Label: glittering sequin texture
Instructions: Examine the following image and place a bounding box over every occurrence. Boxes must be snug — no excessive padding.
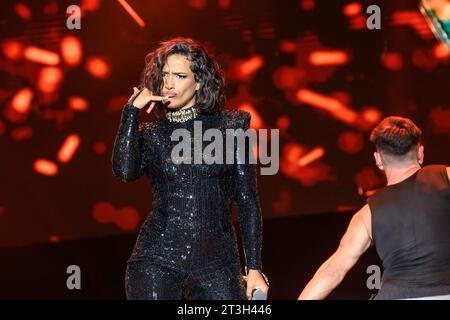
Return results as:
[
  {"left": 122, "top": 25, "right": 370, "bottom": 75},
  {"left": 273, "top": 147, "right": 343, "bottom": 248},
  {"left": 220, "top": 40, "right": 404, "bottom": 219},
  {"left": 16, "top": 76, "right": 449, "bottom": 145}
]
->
[{"left": 112, "top": 104, "right": 263, "bottom": 299}]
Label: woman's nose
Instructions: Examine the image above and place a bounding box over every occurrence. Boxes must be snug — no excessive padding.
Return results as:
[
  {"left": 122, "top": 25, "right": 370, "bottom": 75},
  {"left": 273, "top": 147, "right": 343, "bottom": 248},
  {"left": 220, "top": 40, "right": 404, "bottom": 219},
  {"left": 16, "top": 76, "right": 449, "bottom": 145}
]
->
[{"left": 164, "top": 75, "right": 175, "bottom": 89}]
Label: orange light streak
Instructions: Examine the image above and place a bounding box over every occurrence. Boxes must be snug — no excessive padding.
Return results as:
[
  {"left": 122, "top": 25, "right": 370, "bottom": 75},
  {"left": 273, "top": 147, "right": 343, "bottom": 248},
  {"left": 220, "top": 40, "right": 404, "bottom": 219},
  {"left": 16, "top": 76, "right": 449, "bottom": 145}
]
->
[
  {"left": 297, "top": 147, "right": 325, "bottom": 167},
  {"left": 24, "top": 46, "right": 60, "bottom": 65},
  {"left": 238, "top": 56, "right": 264, "bottom": 78},
  {"left": 34, "top": 159, "right": 59, "bottom": 176},
  {"left": 117, "top": 0, "right": 146, "bottom": 27},
  {"left": 58, "top": 134, "right": 81, "bottom": 163},
  {"left": 11, "top": 88, "right": 33, "bottom": 113},
  {"left": 60, "top": 36, "right": 82, "bottom": 66},
  {"left": 296, "top": 89, "right": 358, "bottom": 125},
  {"left": 309, "top": 50, "right": 350, "bottom": 66}
]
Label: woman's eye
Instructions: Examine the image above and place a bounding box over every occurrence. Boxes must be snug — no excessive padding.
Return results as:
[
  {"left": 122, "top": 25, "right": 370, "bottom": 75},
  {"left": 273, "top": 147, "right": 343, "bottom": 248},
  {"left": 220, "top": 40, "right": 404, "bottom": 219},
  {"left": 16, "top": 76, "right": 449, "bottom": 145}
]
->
[{"left": 177, "top": 74, "right": 186, "bottom": 79}]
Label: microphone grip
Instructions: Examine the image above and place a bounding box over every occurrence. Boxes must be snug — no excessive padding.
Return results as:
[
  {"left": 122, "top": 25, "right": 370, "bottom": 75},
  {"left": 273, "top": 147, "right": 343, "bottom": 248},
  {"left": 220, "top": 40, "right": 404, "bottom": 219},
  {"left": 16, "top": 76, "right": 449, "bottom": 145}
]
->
[{"left": 251, "top": 288, "right": 267, "bottom": 300}]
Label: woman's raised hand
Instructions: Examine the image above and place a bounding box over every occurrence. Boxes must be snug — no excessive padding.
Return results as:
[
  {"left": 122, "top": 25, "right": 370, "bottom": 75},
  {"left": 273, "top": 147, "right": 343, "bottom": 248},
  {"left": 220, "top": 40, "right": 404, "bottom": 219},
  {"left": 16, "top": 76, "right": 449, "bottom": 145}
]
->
[{"left": 129, "top": 87, "right": 167, "bottom": 114}]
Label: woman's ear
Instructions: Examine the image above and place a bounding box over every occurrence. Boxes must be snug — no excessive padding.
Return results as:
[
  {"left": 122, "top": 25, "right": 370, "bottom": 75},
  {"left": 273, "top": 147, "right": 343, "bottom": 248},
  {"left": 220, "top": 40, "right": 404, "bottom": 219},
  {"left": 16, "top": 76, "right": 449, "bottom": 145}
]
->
[{"left": 196, "top": 82, "right": 200, "bottom": 91}]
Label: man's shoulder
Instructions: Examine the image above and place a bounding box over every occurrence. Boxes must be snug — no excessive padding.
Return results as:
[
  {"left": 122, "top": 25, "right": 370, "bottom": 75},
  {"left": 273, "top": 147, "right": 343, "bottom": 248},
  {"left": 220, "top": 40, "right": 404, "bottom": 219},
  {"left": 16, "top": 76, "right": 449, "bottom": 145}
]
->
[{"left": 418, "top": 164, "right": 449, "bottom": 181}]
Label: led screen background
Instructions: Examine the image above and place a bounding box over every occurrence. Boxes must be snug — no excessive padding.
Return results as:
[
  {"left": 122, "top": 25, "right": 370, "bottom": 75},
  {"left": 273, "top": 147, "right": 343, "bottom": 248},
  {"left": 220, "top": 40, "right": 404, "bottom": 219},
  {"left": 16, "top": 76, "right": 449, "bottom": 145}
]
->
[{"left": 0, "top": 0, "right": 449, "bottom": 247}]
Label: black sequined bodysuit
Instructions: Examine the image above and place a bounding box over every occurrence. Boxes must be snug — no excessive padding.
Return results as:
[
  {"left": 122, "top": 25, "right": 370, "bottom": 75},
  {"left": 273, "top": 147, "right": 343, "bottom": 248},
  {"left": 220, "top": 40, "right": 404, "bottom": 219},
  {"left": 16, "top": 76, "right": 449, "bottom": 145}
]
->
[{"left": 112, "top": 103, "right": 263, "bottom": 299}]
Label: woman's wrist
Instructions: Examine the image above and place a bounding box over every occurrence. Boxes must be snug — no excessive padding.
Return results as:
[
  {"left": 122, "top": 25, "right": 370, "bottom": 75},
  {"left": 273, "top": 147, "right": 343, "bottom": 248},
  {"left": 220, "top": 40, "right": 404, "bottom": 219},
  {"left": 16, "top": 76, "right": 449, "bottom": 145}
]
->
[
  {"left": 124, "top": 102, "right": 140, "bottom": 112},
  {"left": 246, "top": 268, "right": 269, "bottom": 287},
  {"left": 127, "top": 87, "right": 144, "bottom": 106}
]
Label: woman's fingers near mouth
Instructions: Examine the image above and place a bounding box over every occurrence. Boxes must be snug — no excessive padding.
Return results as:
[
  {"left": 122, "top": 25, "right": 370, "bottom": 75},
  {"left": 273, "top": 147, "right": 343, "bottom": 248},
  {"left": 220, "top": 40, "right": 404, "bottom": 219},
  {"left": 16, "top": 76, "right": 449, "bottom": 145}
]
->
[{"left": 162, "top": 96, "right": 173, "bottom": 104}]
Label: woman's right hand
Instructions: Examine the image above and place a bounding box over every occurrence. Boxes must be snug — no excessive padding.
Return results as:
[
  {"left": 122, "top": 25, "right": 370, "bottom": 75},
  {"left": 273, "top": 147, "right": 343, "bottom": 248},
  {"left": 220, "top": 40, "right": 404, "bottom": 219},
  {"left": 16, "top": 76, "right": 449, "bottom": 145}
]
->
[{"left": 129, "top": 87, "right": 167, "bottom": 114}]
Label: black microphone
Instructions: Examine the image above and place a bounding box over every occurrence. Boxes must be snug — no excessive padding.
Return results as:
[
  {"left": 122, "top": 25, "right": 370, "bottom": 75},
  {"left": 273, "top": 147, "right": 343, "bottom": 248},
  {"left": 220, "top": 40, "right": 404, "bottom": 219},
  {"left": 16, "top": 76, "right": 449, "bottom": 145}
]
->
[{"left": 251, "top": 288, "right": 267, "bottom": 300}]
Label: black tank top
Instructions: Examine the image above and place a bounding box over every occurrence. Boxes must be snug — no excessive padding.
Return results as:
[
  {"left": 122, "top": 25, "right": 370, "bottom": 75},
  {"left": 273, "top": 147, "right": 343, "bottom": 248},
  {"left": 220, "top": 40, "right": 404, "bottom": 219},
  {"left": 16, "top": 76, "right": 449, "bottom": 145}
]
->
[{"left": 368, "top": 165, "right": 450, "bottom": 299}]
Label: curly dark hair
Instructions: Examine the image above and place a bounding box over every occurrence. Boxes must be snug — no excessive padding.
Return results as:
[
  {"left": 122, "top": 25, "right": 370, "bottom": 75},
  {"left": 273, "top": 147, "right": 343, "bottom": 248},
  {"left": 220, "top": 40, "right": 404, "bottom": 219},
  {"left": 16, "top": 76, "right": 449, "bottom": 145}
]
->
[
  {"left": 140, "top": 37, "right": 225, "bottom": 113},
  {"left": 370, "top": 116, "right": 422, "bottom": 156}
]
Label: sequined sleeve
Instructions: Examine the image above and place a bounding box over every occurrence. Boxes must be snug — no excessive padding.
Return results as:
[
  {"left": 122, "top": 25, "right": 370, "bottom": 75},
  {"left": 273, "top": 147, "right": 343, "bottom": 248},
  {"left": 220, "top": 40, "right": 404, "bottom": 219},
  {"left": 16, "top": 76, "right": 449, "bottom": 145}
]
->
[
  {"left": 111, "top": 103, "right": 150, "bottom": 182},
  {"left": 234, "top": 111, "right": 263, "bottom": 272}
]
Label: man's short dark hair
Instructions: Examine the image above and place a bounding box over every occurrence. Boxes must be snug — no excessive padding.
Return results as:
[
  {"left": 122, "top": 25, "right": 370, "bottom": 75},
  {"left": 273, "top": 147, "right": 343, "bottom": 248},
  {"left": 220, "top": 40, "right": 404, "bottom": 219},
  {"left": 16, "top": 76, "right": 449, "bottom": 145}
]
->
[{"left": 370, "top": 116, "right": 422, "bottom": 156}]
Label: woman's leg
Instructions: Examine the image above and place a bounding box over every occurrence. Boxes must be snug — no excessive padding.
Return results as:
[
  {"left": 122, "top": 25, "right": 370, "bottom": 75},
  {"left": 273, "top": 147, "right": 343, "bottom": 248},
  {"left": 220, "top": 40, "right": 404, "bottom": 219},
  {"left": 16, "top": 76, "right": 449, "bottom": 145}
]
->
[
  {"left": 125, "top": 260, "right": 185, "bottom": 300},
  {"left": 186, "top": 263, "right": 247, "bottom": 300}
]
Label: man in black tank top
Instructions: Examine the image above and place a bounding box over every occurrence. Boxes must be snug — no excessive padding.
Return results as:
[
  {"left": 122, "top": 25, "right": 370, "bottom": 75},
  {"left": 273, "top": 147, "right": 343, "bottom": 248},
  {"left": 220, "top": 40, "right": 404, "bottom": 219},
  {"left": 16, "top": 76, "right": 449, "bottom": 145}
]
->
[{"left": 298, "top": 116, "right": 450, "bottom": 300}]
